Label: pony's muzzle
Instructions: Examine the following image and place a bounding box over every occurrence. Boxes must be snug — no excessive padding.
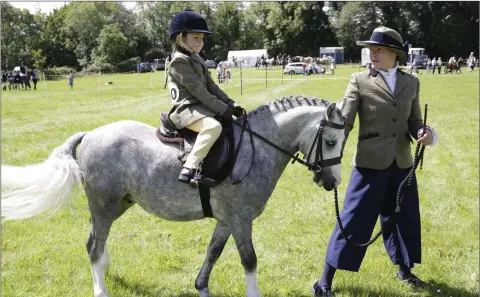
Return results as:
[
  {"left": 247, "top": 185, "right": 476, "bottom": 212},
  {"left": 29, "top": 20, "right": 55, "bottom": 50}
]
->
[{"left": 319, "top": 168, "right": 337, "bottom": 191}]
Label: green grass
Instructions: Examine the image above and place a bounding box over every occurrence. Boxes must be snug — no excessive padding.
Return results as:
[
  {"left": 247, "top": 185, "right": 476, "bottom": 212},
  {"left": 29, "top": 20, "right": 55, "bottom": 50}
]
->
[{"left": 2, "top": 66, "right": 478, "bottom": 297}]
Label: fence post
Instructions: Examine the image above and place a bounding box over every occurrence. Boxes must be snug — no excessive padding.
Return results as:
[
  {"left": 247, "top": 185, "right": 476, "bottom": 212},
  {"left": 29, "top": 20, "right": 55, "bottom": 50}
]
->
[
  {"left": 265, "top": 63, "right": 267, "bottom": 88},
  {"left": 240, "top": 60, "right": 243, "bottom": 95},
  {"left": 97, "top": 71, "right": 101, "bottom": 94},
  {"left": 42, "top": 71, "right": 48, "bottom": 100},
  {"left": 150, "top": 70, "right": 153, "bottom": 89}
]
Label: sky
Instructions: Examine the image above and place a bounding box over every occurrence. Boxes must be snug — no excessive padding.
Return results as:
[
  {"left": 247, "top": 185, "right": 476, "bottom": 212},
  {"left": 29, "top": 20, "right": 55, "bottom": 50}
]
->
[{"left": 9, "top": 1, "right": 137, "bottom": 14}]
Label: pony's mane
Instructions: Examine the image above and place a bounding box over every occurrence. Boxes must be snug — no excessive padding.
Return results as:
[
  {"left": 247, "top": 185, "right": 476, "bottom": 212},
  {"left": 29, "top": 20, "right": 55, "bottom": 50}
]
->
[{"left": 248, "top": 95, "right": 330, "bottom": 117}]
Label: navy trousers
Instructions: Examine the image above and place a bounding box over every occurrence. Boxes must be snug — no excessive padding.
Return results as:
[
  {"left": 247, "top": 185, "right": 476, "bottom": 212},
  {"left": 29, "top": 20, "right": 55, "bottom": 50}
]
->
[{"left": 325, "top": 160, "right": 421, "bottom": 272}]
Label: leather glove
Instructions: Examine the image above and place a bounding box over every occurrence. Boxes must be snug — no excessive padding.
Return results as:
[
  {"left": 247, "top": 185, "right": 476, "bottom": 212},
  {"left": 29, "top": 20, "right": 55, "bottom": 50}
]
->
[
  {"left": 233, "top": 106, "right": 245, "bottom": 118},
  {"left": 222, "top": 107, "right": 234, "bottom": 120}
]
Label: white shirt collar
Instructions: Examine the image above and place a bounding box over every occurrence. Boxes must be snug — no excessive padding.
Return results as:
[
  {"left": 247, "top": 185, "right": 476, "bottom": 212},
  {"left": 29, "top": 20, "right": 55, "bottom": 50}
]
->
[{"left": 377, "top": 66, "right": 398, "bottom": 77}]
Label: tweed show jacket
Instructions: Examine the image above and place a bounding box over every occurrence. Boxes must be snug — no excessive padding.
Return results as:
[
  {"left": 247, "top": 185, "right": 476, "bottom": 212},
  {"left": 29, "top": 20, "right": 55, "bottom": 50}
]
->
[{"left": 340, "top": 68, "right": 424, "bottom": 170}]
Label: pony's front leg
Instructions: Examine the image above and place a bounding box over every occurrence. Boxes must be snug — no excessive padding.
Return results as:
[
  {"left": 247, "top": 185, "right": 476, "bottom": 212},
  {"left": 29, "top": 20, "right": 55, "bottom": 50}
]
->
[
  {"left": 230, "top": 218, "right": 261, "bottom": 297},
  {"left": 195, "top": 222, "right": 231, "bottom": 297}
]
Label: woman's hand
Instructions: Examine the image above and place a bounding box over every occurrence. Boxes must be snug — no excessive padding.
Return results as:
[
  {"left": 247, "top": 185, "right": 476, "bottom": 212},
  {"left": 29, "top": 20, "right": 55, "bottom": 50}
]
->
[{"left": 417, "top": 128, "right": 433, "bottom": 146}]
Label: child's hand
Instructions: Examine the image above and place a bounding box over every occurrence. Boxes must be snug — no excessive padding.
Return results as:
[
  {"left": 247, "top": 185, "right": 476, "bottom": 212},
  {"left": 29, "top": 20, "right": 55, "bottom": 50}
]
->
[{"left": 222, "top": 107, "right": 233, "bottom": 120}]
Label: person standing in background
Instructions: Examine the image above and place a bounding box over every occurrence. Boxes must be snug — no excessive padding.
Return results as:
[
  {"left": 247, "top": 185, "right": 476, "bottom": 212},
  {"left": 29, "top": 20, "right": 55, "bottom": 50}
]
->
[
  {"left": 67, "top": 71, "right": 74, "bottom": 89},
  {"left": 437, "top": 57, "right": 442, "bottom": 74}
]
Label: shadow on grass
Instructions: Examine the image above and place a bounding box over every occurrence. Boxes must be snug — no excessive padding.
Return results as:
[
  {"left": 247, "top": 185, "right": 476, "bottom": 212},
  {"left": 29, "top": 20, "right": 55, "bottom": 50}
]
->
[
  {"left": 422, "top": 280, "right": 478, "bottom": 297},
  {"left": 109, "top": 273, "right": 237, "bottom": 297},
  {"left": 106, "top": 274, "right": 479, "bottom": 297},
  {"left": 339, "top": 280, "right": 478, "bottom": 297}
]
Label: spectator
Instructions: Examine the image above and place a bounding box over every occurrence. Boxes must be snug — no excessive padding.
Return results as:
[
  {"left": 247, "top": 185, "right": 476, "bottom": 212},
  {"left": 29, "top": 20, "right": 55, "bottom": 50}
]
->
[
  {"left": 431, "top": 57, "right": 437, "bottom": 74},
  {"left": 67, "top": 71, "right": 74, "bottom": 89},
  {"left": 31, "top": 68, "right": 39, "bottom": 90},
  {"left": 426, "top": 58, "right": 432, "bottom": 74},
  {"left": 8, "top": 72, "right": 14, "bottom": 90},
  {"left": 468, "top": 52, "right": 475, "bottom": 72},
  {"left": 20, "top": 62, "right": 29, "bottom": 90},
  {"left": 437, "top": 57, "right": 442, "bottom": 74},
  {"left": 1, "top": 71, "right": 7, "bottom": 91}
]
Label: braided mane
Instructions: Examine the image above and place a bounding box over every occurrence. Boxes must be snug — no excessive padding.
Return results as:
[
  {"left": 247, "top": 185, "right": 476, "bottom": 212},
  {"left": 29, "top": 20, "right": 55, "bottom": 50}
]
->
[{"left": 248, "top": 95, "right": 330, "bottom": 117}]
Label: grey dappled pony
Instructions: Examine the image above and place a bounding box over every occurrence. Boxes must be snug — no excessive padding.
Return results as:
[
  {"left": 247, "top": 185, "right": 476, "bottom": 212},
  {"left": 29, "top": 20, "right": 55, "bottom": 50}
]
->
[{"left": 2, "top": 96, "right": 345, "bottom": 297}]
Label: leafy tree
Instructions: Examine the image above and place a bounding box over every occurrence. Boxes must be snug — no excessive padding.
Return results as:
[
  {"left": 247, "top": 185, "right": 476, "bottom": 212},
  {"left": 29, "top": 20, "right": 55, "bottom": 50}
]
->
[
  {"left": 92, "top": 24, "right": 128, "bottom": 64},
  {"left": 333, "top": 2, "right": 381, "bottom": 61},
  {"left": 265, "top": 2, "right": 336, "bottom": 57},
  {"left": 0, "top": 2, "right": 44, "bottom": 69},
  {"left": 63, "top": 2, "right": 107, "bottom": 67},
  {"left": 210, "top": 2, "right": 243, "bottom": 60},
  {"left": 40, "top": 5, "right": 77, "bottom": 67},
  {"left": 31, "top": 49, "right": 47, "bottom": 70}
]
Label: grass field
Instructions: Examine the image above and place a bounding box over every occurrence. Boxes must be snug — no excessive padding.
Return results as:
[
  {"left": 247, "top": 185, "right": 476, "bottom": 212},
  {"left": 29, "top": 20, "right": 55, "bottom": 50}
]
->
[{"left": 1, "top": 65, "right": 478, "bottom": 297}]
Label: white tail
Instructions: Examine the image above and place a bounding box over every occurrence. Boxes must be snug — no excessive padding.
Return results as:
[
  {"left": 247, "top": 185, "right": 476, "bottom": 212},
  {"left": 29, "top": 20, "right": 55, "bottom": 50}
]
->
[{"left": 2, "top": 132, "right": 88, "bottom": 220}]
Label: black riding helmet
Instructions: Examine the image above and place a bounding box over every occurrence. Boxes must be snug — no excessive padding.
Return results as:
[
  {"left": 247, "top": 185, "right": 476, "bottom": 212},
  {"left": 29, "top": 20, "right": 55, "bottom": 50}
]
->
[{"left": 169, "top": 10, "right": 212, "bottom": 40}]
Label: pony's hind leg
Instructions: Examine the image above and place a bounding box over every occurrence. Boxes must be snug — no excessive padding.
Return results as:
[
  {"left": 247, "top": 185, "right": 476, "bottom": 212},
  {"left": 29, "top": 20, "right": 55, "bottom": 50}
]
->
[
  {"left": 195, "top": 222, "right": 231, "bottom": 297},
  {"left": 86, "top": 189, "right": 135, "bottom": 297}
]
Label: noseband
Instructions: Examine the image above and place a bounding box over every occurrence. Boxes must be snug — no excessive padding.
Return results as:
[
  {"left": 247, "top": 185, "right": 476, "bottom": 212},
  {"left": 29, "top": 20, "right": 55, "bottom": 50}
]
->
[
  {"left": 304, "top": 116, "right": 345, "bottom": 175},
  {"left": 230, "top": 110, "right": 345, "bottom": 183}
]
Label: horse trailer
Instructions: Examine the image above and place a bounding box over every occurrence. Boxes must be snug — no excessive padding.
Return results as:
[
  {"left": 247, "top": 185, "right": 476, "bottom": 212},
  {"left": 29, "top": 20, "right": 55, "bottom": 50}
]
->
[
  {"left": 227, "top": 49, "right": 268, "bottom": 68},
  {"left": 360, "top": 48, "right": 371, "bottom": 67},
  {"left": 407, "top": 47, "right": 428, "bottom": 68},
  {"left": 319, "top": 47, "right": 344, "bottom": 64}
]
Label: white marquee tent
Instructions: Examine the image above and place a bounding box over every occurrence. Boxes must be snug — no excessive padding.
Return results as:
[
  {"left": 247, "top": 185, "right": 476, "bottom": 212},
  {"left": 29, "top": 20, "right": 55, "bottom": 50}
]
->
[{"left": 227, "top": 49, "right": 268, "bottom": 68}]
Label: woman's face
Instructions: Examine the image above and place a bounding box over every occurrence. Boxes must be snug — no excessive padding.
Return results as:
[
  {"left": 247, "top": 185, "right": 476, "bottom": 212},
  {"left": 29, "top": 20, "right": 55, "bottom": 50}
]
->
[
  {"left": 369, "top": 46, "right": 397, "bottom": 70},
  {"left": 183, "top": 33, "right": 205, "bottom": 54}
]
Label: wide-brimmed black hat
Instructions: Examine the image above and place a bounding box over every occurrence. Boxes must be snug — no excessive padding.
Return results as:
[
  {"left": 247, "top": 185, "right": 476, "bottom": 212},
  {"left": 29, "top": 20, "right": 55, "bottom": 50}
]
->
[
  {"left": 356, "top": 27, "right": 409, "bottom": 64},
  {"left": 169, "top": 10, "right": 212, "bottom": 40}
]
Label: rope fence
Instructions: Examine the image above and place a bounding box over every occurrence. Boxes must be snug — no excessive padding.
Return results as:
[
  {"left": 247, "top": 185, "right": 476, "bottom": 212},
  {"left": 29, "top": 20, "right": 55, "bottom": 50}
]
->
[{"left": 3, "top": 65, "right": 361, "bottom": 97}]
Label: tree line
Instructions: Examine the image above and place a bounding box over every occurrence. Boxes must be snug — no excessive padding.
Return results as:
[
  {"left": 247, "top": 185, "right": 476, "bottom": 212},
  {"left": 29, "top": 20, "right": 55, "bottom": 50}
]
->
[{"left": 1, "top": 1, "right": 478, "bottom": 72}]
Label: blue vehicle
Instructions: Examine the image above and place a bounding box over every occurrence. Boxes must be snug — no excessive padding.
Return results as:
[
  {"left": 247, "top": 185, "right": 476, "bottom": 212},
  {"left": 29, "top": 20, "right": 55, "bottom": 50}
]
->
[
  {"left": 138, "top": 62, "right": 152, "bottom": 73},
  {"left": 153, "top": 59, "right": 166, "bottom": 71}
]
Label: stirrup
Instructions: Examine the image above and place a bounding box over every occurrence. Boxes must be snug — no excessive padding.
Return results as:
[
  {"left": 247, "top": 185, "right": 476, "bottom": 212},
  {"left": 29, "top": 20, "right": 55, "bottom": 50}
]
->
[{"left": 178, "top": 167, "right": 217, "bottom": 187}]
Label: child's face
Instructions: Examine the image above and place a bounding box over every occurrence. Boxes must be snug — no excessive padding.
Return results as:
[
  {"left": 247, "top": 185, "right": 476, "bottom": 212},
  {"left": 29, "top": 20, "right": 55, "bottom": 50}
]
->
[{"left": 183, "top": 33, "right": 205, "bottom": 54}]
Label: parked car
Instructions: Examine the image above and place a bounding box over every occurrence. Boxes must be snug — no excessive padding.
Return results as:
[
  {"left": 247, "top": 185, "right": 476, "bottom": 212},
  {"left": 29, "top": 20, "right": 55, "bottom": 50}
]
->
[
  {"left": 138, "top": 62, "right": 152, "bottom": 73},
  {"left": 205, "top": 60, "right": 216, "bottom": 69},
  {"left": 284, "top": 62, "right": 324, "bottom": 74},
  {"left": 153, "top": 58, "right": 166, "bottom": 71}
]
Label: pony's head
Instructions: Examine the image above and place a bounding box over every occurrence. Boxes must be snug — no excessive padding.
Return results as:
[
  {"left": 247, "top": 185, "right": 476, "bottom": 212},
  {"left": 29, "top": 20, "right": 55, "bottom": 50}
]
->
[{"left": 303, "top": 102, "right": 345, "bottom": 191}]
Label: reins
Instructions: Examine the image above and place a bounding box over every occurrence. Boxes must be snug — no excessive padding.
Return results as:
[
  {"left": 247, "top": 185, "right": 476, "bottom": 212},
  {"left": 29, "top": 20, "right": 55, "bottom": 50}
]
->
[
  {"left": 333, "top": 142, "right": 426, "bottom": 247},
  {"left": 229, "top": 108, "right": 344, "bottom": 184}
]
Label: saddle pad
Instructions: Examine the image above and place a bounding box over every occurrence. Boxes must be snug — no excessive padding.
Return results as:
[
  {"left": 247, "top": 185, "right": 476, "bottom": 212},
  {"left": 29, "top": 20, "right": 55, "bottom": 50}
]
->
[{"left": 156, "top": 124, "right": 234, "bottom": 183}]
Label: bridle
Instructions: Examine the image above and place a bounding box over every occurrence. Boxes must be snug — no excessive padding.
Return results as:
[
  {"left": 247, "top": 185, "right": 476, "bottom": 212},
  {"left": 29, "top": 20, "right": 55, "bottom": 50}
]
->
[
  {"left": 303, "top": 117, "right": 345, "bottom": 176},
  {"left": 229, "top": 109, "right": 345, "bottom": 183}
]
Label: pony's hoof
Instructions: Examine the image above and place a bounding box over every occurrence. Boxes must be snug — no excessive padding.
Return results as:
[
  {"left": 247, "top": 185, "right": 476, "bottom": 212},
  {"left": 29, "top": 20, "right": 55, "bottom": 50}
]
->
[
  {"left": 94, "top": 291, "right": 111, "bottom": 297},
  {"left": 198, "top": 288, "right": 212, "bottom": 297}
]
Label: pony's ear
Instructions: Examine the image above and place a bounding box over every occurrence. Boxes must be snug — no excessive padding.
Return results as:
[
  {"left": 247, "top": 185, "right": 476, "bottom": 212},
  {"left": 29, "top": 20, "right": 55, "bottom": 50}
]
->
[
  {"left": 336, "top": 98, "right": 347, "bottom": 112},
  {"left": 326, "top": 102, "right": 336, "bottom": 121}
]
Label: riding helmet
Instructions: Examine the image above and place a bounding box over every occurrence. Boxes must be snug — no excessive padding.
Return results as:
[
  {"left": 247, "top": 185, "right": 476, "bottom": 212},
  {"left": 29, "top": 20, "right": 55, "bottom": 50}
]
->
[{"left": 169, "top": 10, "right": 212, "bottom": 40}]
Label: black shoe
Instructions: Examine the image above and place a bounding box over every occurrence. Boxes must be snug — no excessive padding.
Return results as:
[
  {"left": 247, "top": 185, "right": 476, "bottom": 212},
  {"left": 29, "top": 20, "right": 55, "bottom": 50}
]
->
[
  {"left": 397, "top": 272, "right": 427, "bottom": 289},
  {"left": 178, "top": 167, "right": 217, "bottom": 187},
  {"left": 312, "top": 282, "right": 334, "bottom": 297}
]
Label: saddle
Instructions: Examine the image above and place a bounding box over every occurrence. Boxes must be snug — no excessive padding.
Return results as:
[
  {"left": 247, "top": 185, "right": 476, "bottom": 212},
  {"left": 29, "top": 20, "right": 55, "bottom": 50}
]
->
[{"left": 156, "top": 113, "right": 235, "bottom": 186}]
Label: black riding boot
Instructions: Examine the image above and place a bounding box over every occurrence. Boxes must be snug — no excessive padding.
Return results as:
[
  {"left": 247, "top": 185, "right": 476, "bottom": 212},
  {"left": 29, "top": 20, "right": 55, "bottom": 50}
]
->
[{"left": 178, "top": 167, "right": 217, "bottom": 187}]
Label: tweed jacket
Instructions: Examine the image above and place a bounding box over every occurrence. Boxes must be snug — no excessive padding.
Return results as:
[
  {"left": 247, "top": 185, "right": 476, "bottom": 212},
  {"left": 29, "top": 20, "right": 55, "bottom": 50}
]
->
[
  {"left": 340, "top": 68, "right": 424, "bottom": 170},
  {"left": 167, "top": 50, "right": 235, "bottom": 129}
]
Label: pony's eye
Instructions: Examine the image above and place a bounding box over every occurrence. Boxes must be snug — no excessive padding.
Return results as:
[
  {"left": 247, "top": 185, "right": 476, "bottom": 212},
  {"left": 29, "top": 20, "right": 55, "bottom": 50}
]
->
[{"left": 325, "top": 140, "right": 337, "bottom": 147}]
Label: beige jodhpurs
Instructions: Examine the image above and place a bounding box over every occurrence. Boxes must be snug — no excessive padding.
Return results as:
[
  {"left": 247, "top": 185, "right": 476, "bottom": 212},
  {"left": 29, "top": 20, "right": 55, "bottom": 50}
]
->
[{"left": 184, "top": 116, "right": 222, "bottom": 169}]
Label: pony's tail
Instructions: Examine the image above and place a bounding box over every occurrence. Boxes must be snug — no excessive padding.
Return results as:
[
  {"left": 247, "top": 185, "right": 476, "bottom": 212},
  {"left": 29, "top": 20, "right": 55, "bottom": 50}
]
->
[{"left": 1, "top": 132, "right": 88, "bottom": 221}]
